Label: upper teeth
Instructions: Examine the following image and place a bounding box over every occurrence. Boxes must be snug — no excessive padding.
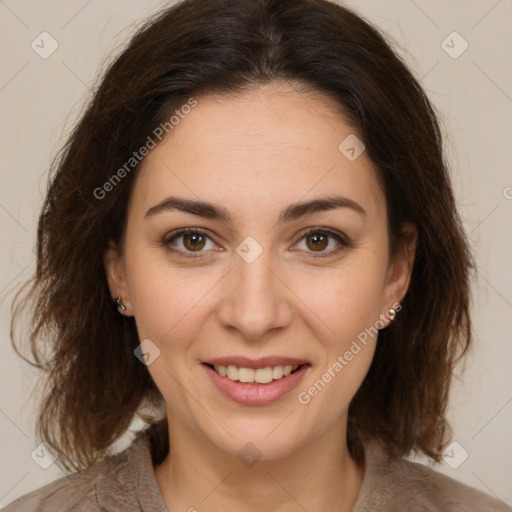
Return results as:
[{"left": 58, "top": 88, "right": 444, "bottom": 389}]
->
[{"left": 214, "top": 364, "right": 300, "bottom": 384}]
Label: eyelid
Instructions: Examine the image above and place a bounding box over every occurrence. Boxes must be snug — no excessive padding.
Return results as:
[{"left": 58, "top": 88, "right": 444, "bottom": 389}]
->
[
  {"left": 162, "top": 226, "right": 352, "bottom": 257},
  {"left": 163, "top": 227, "right": 212, "bottom": 244},
  {"left": 162, "top": 227, "right": 218, "bottom": 257},
  {"left": 293, "top": 226, "right": 353, "bottom": 257}
]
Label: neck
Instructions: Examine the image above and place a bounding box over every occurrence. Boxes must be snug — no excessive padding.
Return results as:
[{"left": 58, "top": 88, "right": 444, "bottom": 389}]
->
[{"left": 154, "top": 415, "right": 364, "bottom": 512}]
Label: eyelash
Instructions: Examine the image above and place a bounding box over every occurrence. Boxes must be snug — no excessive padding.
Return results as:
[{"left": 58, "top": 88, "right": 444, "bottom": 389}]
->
[{"left": 162, "top": 227, "right": 352, "bottom": 259}]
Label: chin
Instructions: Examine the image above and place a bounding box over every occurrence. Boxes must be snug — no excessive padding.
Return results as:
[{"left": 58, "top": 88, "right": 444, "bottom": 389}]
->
[{"left": 200, "top": 416, "right": 310, "bottom": 464}]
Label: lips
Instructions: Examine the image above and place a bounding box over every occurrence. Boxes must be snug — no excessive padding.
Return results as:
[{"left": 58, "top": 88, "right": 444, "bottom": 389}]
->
[
  {"left": 201, "top": 356, "right": 311, "bottom": 405},
  {"left": 203, "top": 356, "right": 309, "bottom": 369}
]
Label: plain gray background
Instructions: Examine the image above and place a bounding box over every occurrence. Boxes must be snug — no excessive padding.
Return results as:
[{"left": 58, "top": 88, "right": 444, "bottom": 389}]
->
[{"left": 1, "top": 0, "right": 511, "bottom": 507}]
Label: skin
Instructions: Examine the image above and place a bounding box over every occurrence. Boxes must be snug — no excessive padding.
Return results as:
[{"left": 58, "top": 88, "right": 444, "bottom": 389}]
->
[{"left": 105, "top": 82, "right": 416, "bottom": 512}]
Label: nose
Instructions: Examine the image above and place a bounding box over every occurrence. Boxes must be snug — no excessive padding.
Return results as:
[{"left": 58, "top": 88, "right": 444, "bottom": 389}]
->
[{"left": 216, "top": 247, "right": 293, "bottom": 341}]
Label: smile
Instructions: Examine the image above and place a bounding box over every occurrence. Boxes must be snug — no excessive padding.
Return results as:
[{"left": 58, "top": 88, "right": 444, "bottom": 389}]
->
[
  {"left": 202, "top": 359, "right": 310, "bottom": 405},
  {"left": 211, "top": 364, "right": 301, "bottom": 384}
]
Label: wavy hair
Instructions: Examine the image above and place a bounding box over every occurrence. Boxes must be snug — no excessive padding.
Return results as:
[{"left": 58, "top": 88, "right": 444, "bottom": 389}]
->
[{"left": 11, "top": 0, "right": 473, "bottom": 471}]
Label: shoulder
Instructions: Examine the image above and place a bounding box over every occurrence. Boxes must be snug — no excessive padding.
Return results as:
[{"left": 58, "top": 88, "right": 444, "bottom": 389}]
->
[
  {"left": 355, "top": 441, "right": 510, "bottom": 512},
  {"left": 1, "top": 459, "right": 111, "bottom": 512},
  {"left": 389, "top": 457, "right": 510, "bottom": 511},
  {"left": 1, "top": 440, "right": 139, "bottom": 512}
]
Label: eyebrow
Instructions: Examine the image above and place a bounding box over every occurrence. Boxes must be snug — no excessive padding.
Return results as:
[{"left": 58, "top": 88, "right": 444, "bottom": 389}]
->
[{"left": 144, "top": 194, "right": 366, "bottom": 223}]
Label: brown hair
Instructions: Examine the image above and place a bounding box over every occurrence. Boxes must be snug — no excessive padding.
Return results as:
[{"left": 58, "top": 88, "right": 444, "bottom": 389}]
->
[{"left": 11, "top": 0, "right": 473, "bottom": 471}]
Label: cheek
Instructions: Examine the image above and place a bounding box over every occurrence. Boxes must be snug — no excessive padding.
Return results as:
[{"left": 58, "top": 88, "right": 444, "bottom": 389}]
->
[
  {"left": 294, "top": 265, "right": 382, "bottom": 415},
  {"left": 125, "top": 248, "right": 222, "bottom": 348},
  {"left": 127, "top": 240, "right": 387, "bottom": 347},
  {"left": 292, "top": 253, "right": 386, "bottom": 404},
  {"left": 294, "top": 257, "right": 387, "bottom": 345}
]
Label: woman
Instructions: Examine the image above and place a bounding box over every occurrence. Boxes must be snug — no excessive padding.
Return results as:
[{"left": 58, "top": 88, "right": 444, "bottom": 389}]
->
[{"left": 6, "top": 0, "right": 508, "bottom": 510}]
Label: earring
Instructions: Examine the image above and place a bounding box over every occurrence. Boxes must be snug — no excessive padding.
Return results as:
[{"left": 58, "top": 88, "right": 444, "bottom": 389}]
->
[
  {"left": 115, "top": 296, "right": 127, "bottom": 315},
  {"left": 387, "top": 306, "right": 398, "bottom": 321}
]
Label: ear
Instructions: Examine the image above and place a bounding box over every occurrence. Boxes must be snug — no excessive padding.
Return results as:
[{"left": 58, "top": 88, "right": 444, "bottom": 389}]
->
[
  {"left": 104, "top": 239, "right": 134, "bottom": 316},
  {"left": 382, "top": 223, "right": 417, "bottom": 318}
]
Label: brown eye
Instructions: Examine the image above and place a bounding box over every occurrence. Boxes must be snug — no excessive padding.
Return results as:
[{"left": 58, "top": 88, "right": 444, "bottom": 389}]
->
[
  {"left": 294, "top": 228, "right": 351, "bottom": 257},
  {"left": 182, "top": 232, "right": 206, "bottom": 251},
  {"left": 305, "top": 232, "right": 329, "bottom": 251},
  {"left": 163, "top": 228, "right": 215, "bottom": 255}
]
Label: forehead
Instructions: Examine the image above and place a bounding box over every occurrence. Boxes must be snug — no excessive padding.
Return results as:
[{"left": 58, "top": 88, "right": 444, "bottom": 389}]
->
[{"left": 130, "top": 83, "right": 385, "bottom": 224}]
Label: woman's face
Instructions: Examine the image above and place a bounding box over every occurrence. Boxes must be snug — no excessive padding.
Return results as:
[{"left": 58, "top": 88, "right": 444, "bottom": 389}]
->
[{"left": 105, "top": 83, "right": 414, "bottom": 461}]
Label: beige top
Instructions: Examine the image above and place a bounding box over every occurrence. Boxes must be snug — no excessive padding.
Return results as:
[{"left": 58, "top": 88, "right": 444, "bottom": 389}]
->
[{"left": 2, "top": 431, "right": 509, "bottom": 511}]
